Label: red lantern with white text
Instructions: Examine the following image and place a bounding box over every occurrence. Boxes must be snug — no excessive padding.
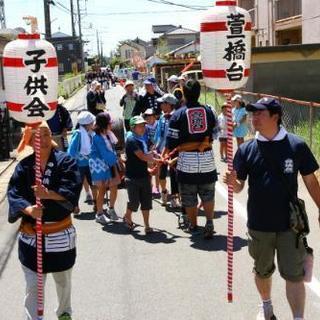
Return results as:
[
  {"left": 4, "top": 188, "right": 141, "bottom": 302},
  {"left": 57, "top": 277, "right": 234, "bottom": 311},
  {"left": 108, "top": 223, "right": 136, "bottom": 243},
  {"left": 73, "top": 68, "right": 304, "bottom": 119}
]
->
[
  {"left": 200, "top": 0, "right": 252, "bottom": 90},
  {"left": 3, "top": 33, "right": 58, "bottom": 124}
]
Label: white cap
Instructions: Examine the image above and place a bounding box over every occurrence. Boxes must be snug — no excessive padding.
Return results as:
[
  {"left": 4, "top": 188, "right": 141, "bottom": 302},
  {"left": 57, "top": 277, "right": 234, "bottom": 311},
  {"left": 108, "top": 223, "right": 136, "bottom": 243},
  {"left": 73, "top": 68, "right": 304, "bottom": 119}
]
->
[
  {"left": 231, "top": 94, "right": 243, "bottom": 102},
  {"left": 167, "top": 75, "right": 179, "bottom": 83},
  {"left": 77, "top": 111, "right": 96, "bottom": 125}
]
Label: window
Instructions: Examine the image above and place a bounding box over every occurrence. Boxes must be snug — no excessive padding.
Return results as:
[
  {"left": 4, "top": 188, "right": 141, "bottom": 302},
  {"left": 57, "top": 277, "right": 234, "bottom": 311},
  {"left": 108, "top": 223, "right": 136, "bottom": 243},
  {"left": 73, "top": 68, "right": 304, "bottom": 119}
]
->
[
  {"left": 125, "top": 49, "right": 133, "bottom": 59},
  {"left": 68, "top": 43, "right": 74, "bottom": 50},
  {"left": 276, "top": 0, "right": 302, "bottom": 20},
  {"left": 57, "top": 44, "right": 63, "bottom": 51}
]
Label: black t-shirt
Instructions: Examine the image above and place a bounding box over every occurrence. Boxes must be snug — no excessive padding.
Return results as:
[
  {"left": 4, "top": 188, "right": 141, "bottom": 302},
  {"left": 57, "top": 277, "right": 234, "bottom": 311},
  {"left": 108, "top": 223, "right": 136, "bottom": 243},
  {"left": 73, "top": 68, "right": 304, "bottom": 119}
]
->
[
  {"left": 234, "top": 133, "right": 319, "bottom": 232},
  {"left": 125, "top": 135, "right": 148, "bottom": 179},
  {"left": 133, "top": 92, "right": 162, "bottom": 116}
]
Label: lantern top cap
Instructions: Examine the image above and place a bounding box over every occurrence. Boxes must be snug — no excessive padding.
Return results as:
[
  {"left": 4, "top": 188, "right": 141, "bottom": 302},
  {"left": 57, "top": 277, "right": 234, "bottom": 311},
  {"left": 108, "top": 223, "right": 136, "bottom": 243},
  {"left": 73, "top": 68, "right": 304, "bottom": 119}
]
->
[
  {"left": 22, "top": 16, "right": 39, "bottom": 34},
  {"left": 215, "top": 1, "right": 237, "bottom": 6}
]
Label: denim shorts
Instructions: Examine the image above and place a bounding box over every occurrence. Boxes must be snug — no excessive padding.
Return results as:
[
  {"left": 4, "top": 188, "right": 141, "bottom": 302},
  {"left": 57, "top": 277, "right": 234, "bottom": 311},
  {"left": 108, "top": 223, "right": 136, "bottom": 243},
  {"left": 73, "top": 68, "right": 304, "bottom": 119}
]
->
[
  {"left": 179, "top": 183, "right": 215, "bottom": 208},
  {"left": 126, "top": 177, "right": 152, "bottom": 212}
]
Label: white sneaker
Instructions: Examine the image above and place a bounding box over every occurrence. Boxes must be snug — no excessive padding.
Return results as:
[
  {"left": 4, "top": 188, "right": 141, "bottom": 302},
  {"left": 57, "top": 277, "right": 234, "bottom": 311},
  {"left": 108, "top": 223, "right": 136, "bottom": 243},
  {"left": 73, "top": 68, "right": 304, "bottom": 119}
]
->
[
  {"left": 95, "top": 213, "right": 110, "bottom": 225},
  {"left": 256, "top": 304, "right": 277, "bottom": 320},
  {"left": 109, "top": 208, "right": 119, "bottom": 221}
]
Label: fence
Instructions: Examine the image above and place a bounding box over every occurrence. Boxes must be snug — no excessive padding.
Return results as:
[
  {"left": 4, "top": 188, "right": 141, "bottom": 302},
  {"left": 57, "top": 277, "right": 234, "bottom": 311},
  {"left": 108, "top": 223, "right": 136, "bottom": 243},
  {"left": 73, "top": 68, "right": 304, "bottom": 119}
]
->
[
  {"left": 200, "top": 88, "right": 320, "bottom": 158},
  {"left": 58, "top": 74, "right": 85, "bottom": 98}
]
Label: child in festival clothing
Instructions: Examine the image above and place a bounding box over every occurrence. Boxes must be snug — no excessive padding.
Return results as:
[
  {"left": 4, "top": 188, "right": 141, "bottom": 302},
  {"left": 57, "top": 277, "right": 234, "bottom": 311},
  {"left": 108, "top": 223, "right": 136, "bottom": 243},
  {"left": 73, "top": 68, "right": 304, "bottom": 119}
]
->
[
  {"left": 101, "top": 112, "right": 122, "bottom": 221},
  {"left": 89, "top": 113, "right": 117, "bottom": 225},
  {"left": 68, "top": 111, "right": 97, "bottom": 214},
  {"left": 143, "top": 108, "right": 160, "bottom": 196},
  {"left": 123, "top": 116, "right": 160, "bottom": 234},
  {"left": 154, "top": 94, "right": 178, "bottom": 206},
  {"left": 218, "top": 103, "right": 228, "bottom": 162}
]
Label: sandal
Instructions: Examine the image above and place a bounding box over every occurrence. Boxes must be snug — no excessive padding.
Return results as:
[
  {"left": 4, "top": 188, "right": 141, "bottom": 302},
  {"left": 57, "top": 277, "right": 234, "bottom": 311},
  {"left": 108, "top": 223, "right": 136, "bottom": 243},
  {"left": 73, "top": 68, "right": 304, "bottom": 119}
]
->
[
  {"left": 123, "top": 217, "right": 135, "bottom": 231},
  {"left": 145, "top": 227, "right": 154, "bottom": 234}
]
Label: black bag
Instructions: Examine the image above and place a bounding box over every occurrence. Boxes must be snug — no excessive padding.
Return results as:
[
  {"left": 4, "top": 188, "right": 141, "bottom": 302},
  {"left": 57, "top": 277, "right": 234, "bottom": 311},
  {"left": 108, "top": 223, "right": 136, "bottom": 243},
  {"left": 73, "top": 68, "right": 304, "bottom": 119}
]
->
[{"left": 257, "top": 141, "right": 310, "bottom": 239}]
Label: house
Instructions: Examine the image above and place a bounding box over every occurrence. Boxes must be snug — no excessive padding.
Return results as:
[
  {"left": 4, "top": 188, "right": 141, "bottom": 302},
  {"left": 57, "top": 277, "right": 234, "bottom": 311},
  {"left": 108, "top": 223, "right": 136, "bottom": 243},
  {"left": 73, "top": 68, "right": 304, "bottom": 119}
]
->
[
  {"left": 118, "top": 38, "right": 155, "bottom": 63},
  {"left": 49, "top": 32, "right": 82, "bottom": 75},
  {"left": 166, "top": 39, "right": 200, "bottom": 59},
  {"left": 152, "top": 25, "right": 200, "bottom": 55},
  {"left": 238, "top": 0, "right": 320, "bottom": 46}
]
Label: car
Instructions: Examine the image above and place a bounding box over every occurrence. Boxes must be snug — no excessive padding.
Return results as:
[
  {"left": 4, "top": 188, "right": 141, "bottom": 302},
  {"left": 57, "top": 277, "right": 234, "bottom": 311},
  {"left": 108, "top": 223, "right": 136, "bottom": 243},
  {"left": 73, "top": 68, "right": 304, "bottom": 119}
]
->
[{"left": 181, "top": 69, "right": 204, "bottom": 86}]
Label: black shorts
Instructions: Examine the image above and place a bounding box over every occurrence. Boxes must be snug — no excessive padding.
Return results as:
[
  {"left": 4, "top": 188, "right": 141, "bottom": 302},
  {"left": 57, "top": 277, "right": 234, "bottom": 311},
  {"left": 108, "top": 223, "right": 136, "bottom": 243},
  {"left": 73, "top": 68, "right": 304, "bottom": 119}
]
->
[
  {"left": 126, "top": 177, "right": 152, "bottom": 211},
  {"left": 79, "top": 166, "right": 93, "bottom": 186},
  {"left": 159, "top": 164, "right": 168, "bottom": 180},
  {"left": 219, "top": 137, "right": 227, "bottom": 142}
]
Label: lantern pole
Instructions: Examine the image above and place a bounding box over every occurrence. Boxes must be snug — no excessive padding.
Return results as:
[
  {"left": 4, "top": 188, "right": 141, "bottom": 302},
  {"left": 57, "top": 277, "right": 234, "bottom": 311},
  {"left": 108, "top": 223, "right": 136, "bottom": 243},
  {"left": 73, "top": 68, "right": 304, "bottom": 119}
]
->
[
  {"left": 221, "top": 89, "right": 234, "bottom": 303},
  {"left": 34, "top": 126, "right": 44, "bottom": 319}
]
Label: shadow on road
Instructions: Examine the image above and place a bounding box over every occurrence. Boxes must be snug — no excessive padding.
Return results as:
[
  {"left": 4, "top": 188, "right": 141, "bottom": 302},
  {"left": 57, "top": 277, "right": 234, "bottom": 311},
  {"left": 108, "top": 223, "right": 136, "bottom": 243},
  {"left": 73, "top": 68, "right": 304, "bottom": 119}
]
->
[
  {"left": 190, "top": 233, "right": 247, "bottom": 252},
  {"left": 101, "top": 222, "right": 186, "bottom": 245},
  {"left": 74, "top": 211, "right": 95, "bottom": 221}
]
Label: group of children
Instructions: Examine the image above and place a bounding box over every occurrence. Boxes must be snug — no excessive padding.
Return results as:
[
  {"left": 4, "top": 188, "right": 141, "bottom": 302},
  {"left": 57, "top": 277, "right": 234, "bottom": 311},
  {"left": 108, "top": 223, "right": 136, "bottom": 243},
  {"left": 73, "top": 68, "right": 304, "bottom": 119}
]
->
[{"left": 68, "top": 78, "right": 248, "bottom": 234}]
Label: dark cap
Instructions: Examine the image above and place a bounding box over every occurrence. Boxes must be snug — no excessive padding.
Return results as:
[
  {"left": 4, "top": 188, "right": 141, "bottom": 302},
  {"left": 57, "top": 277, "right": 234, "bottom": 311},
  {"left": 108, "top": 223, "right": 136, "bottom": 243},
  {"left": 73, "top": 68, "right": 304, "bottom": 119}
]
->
[{"left": 246, "top": 97, "right": 282, "bottom": 112}]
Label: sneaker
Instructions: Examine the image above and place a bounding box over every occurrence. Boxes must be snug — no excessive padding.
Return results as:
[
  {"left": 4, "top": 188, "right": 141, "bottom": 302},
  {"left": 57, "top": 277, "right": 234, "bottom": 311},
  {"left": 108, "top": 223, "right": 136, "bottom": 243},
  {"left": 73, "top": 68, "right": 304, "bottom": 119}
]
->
[
  {"left": 170, "top": 196, "right": 180, "bottom": 209},
  {"left": 58, "top": 313, "right": 72, "bottom": 320},
  {"left": 161, "top": 191, "right": 168, "bottom": 206},
  {"left": 109, "top": 208, "right": 119, "bottom": 221},
  {"left": 178, "top": 213, "right": 189, "bottom": 229},
  {"left": 84, "top": 193, "right": 93, "bottom": 203},
  {"left": 152, "top": 186, "right": 161, "bottom": 198},
  {"left": 256, "top": 304, "right": 277, "bottom": 320},
  {"left": 95, "top": 213, "right": 110, "bottom": 225},
  {"left": 203, "top": 221, "right": 214, "bottom": 239},
  {"left": 187, "top": 224, "right": 200, "bottom": 235}
]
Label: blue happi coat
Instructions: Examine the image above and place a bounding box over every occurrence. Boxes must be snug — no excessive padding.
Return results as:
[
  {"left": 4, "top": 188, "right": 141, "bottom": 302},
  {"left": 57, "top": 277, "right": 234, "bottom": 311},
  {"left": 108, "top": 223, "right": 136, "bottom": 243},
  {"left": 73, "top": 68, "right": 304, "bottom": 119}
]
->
[{"left": 7, "top": 149, "right": 82, "bottom": 273}]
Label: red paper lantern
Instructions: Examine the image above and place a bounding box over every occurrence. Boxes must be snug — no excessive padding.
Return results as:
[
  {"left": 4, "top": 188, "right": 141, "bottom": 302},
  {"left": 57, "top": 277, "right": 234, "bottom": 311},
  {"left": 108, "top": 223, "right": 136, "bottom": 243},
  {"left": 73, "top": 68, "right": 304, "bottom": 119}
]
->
[
  {"left": 200, "top": 0, "right": 252, "bottom": 90},
  {"left": 3, "top": 33, "right": 58, "bottom": 124}
]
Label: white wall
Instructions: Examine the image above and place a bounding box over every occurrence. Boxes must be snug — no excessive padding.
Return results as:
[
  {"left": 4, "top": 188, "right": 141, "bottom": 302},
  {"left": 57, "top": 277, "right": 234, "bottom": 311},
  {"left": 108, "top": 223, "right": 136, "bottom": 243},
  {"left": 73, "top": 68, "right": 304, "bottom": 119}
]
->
[
  {"left": 256, "top": 0, "right": 275, "bottom": 46},
  {"left": 302, "top": 0, "right": 320, "bottom": 44}
]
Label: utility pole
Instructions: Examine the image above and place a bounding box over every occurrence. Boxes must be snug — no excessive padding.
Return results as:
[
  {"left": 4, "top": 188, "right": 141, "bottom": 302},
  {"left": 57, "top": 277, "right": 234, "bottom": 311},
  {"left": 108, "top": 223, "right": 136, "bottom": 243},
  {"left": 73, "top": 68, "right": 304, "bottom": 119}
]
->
[
  {"left": 76, "top": 0, "right": 84, "bottom": 71},
  {"left": 101, "top": 41, "right": 104, "bottom": 66},
  {"left": 0, "top": 0, "right": 6, "bottom": 29},
  {"left": 96, "top": 30, "right": 100, "bottom": 61},
  {"left": 70, "top": 0, "right": 76, "bottom": 37},
  {"left": 44, "top": 0, "right": 52, "bottom": 39}
]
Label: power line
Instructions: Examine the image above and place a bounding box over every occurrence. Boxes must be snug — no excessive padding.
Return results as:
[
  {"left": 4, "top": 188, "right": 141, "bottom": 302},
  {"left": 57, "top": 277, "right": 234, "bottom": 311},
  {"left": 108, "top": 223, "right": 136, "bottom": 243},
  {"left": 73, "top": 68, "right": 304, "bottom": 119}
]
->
[
  {"left": 146, "top": 0, "right": 207, "bottom": 10},
  {"left": 86, "top": 9, "right": 193, "bottom": 16}
]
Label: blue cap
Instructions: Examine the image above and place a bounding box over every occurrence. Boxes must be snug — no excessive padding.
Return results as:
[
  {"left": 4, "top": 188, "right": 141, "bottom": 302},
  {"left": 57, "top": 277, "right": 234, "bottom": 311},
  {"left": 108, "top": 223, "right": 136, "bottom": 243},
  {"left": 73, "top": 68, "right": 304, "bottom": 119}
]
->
[
  {"left": 143, "top": 79, "right": 153, "bottom": 85},
  {"left": 246, "top": 97, "right": 282, "bottom": 112}
]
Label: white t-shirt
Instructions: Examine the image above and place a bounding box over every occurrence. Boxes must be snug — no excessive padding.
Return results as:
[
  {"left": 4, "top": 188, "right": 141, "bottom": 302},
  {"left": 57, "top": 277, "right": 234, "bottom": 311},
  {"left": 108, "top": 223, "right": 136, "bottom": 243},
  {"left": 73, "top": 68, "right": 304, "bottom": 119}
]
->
[{"left": 218, "top": 113, "right": 228, "bottom": 138}]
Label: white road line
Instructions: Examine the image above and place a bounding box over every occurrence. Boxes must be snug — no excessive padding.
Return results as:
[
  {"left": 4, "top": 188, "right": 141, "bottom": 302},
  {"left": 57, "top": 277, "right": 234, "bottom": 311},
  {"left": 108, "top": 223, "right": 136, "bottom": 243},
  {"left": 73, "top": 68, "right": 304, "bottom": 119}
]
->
[{"left": 215, "top": 181, "right": 320, "bottom": 299}]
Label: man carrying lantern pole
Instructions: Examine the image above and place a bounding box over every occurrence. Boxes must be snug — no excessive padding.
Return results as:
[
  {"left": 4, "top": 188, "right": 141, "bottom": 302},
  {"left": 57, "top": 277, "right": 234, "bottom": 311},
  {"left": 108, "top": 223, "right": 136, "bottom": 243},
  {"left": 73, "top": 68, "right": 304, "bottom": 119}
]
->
[
  {"left": 200, "top": 0, "right": 252, "bottom": 302},
  {"left": 4, "top": 18, "right": 82, "bottom": 320}
]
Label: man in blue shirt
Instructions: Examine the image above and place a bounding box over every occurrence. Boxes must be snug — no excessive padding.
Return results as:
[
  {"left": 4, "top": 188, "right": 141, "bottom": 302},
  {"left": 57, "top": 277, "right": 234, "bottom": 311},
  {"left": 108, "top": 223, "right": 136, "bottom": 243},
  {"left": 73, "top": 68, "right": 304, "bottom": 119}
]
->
[{"left": 224, "top": 97, "right": 320, "bottom": 320}]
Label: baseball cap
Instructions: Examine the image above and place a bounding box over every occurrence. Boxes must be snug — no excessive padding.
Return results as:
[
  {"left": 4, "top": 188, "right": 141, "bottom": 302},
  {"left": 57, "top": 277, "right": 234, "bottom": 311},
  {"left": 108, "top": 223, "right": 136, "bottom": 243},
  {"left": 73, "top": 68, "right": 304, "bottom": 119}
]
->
[
  {"left": 144, "top": 108, "right": 156, "bottom": 116},
  {"left": 167, "top": 75, "right": 179, "bottom": 83},
  {"left": 143, "top": 79, "right": 153, "bottom": 85},
  {"left": 231, "top": 94, "right": 243, "bottom": 102},
  {"left": 124, "top": 80, "right": 134, "bottom": 88},
  {"left": 157, "top": 93, "right": 178, "bottom": 105},
  {"left": 77, "top": 111, "right": 96, "bottom": 125},
  {"left": 130, "top": 115, "right": 146, "bottom": 127},
  {"left": 246, "top": 97, "right": 282, "bottom": 112}
]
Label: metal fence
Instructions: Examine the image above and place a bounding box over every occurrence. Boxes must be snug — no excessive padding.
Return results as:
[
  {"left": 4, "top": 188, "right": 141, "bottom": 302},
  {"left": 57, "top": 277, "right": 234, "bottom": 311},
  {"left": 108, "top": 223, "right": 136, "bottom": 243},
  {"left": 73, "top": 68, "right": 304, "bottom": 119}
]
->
[{"left": 235, "top": 90, "right": 320, "bottom": 158}]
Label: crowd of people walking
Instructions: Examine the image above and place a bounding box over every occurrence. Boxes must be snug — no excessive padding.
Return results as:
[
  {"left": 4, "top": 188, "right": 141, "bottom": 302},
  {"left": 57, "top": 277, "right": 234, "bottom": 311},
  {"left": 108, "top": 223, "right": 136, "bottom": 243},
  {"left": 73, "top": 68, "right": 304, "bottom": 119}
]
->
[{"left": 7, "top": 68, "right": 320, "bottom": 320}]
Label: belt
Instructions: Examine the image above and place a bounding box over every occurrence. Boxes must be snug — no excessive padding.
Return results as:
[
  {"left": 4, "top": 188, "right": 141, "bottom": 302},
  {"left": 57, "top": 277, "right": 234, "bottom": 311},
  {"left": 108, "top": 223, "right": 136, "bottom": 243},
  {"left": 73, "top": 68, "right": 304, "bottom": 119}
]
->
[{"left": 19, "top": 216, "right": 73, "bottom": 235}]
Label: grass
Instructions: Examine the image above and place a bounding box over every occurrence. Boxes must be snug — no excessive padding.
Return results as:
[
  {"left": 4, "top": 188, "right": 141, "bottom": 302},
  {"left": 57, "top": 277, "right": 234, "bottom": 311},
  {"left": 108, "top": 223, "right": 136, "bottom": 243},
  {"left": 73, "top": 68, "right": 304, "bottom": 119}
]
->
[
  {"left": 199, "top": 88, "right": 226, "bottom": 111},
  {"left": 293, "top": 120, "right": 320, "bottom": 162}
]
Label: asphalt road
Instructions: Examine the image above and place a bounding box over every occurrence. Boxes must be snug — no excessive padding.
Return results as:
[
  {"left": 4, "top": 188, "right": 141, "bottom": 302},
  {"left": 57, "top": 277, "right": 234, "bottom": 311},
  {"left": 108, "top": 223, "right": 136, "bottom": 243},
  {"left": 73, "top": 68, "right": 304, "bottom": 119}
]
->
[{"left": 0, "top": 85, "right": 319, "bottom": 320}]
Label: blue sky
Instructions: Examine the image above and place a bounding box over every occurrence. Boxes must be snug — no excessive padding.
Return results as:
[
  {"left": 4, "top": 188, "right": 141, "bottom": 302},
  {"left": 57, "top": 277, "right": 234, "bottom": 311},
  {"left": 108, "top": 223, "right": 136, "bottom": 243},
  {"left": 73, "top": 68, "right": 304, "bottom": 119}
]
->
[{"left": 5, "top": 0, "right": 212, "bottom": 56}]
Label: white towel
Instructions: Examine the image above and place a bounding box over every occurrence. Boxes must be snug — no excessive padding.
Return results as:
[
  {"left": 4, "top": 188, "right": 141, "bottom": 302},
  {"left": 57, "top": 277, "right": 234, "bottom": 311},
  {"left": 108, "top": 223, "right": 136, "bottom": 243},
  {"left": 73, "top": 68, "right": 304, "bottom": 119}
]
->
[
  {"left": 79, "top": 126, "right": 92, "bottom": 156},
  {"left": 104, "top": 130, "right": 118, "bottom": 152}
]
